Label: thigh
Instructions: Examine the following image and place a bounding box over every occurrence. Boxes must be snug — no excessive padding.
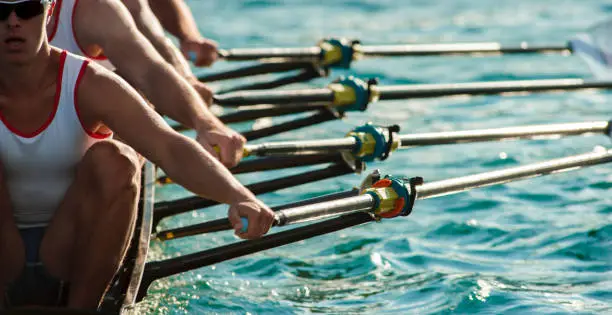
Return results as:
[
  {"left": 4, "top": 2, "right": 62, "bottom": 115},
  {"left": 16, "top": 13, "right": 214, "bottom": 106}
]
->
[{"left": 39, "top": 140, "right": 141, "bottom": 278}]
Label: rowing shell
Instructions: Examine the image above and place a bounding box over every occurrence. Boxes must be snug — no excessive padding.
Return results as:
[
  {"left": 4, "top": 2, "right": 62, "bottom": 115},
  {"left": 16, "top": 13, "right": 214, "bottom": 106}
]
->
[{"left": 99, "top": 161, "right": 155, "bottom": 314}]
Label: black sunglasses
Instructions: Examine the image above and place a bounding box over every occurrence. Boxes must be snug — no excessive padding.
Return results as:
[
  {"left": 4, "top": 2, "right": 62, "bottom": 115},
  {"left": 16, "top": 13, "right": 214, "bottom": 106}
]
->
[{"left": 0, "top": 1, "right": 45, "bottom": 21}]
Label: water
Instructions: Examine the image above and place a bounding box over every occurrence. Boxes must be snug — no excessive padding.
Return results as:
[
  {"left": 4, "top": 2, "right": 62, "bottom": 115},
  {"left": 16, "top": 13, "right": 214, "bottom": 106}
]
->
[{"left": 137, "top": 0, "right": 612, "bottom": 314}]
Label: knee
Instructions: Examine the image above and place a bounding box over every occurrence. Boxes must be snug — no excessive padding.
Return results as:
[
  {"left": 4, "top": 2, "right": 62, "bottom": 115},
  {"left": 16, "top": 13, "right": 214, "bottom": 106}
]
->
[{"left": 83, "top": 141, "right": 141, "bottom": 196}]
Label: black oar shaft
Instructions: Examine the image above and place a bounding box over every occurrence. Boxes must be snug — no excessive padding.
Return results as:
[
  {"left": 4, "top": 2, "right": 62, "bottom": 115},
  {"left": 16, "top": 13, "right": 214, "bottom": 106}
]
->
[
  {"left": 399, "top": 121, "right": 611, "bottom": 147},
  {"left": 232, "top": 153, "right": 344, "bottom": 174},
  {"left": 219, "top": 104, "right": 326, "bottom": 124},
  {"left": 359, "top": 42, "right": 570, "bottom": 57},
  {"left": 199, "top": 61, "right": 314, "bottom": 82},
  {"left": 139, "top": 212, "right": 374, "bottom": 301},
  {"left": 242, "top": 109, "right": 340, "bottom": 141}
]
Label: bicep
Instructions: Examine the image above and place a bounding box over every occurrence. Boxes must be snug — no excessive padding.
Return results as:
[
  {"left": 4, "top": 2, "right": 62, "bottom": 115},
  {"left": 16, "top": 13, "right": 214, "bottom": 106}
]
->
[{"left": 77, "top": 65, "right": 176, "bottom": 163}]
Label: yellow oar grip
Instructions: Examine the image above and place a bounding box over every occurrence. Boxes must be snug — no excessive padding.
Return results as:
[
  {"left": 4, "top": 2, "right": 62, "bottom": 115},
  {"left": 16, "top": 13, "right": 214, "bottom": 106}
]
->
[
  {"left": 212, "top": 145, "right": 251, "bottom": 158},
  {"left": 362, "top": 186, "right": 400, "bottom": 215}
]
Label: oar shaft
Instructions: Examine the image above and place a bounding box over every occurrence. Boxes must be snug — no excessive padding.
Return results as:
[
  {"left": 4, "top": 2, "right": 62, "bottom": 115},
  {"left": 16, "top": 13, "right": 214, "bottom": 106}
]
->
[
  {"left": 376, "top": 79, "right": 612, "bottom": 100},
  {"left": 275, "top": 194, "right": 375, "bottom": 226},
  {"left": 214, "top": 88, "right": 333, "bottom": 107},
  {"left": 219, "top": 42, "right": 570, "bottom": 61},
  {"left": 417, "top": 149, "right": 612, "bottom": 199},
  {"left": 358, "top": 42, "right": 570, "bottom": 57},
  {"left": 399, "top": 121, "right": 611, "bottom": 147},
  {"left": 246, "top": 137, "right": 357, "bottom": 156},
  {"left": 221, "top": 47, "right": 321, "bottom": 61}
]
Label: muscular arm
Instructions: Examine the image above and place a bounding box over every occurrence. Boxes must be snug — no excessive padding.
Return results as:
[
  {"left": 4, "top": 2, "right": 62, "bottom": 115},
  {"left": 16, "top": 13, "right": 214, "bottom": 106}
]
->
[
  {"left": 78, "top": 63, "right": 251, "bottom": 205},
  {"left": 121, "top": 0, "right": 194, "bottom": 80},
  {"left": 73, "top": 0, "right": 216, "bottom": 133}
]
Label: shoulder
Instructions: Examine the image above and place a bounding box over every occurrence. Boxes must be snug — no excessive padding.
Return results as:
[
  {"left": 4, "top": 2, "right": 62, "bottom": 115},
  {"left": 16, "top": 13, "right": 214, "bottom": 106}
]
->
[
  {"left": 73, "top": 0, "right": 140, "bottom": 44},
  {"left": 75, "top": 55, "right": 136, "bottom": 107},
  {"left": 74, "top": 0, "right": 135, "bottom": 28}
]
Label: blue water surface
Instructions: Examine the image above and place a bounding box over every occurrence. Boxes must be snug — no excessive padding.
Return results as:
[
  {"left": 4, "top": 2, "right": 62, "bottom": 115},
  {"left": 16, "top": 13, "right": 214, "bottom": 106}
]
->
[{"left": 136, "top": 0, "right": 612, "bottom": 314}]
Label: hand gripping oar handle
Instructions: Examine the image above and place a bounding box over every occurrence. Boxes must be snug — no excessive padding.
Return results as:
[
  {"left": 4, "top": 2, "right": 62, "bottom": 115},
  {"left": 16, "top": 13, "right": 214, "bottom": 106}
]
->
[{"left": 240, "top": 217, "right": 249, "bottom": 233}]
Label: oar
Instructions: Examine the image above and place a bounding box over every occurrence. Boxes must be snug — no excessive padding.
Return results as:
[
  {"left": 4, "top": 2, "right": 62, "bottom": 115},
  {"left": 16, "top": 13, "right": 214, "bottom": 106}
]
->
[
  {"left": 138, "top": 147, "right": 612, "bottom": 301},
  {"left": 210, "top": 19, "right": 610, "bottom": 69},
  {"left": 241, "top": 121, "right": 612, "bottom": 158},
  {"left": 198, "top": 19, "right": 612, "bottom": 89},
  {"left": 214, "top": 76, "right": 612, "bottom": 108},
  {"left": 217, "top": 38, "right": 570, "bottom": 67},
  {"left": 154, "top": 120, "right": 612, "bottom": 238}
]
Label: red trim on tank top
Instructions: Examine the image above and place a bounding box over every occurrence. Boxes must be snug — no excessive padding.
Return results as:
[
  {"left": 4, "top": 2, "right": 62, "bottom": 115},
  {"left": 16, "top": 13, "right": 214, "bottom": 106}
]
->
[
  {"left": 71, "top": 0, "right": 108, "bottom": 61},
  {"left": 47, "top": 0, "right": 63, "bottom": 41},
  {"left": 74, "top": 60, "right": 112, "bottom": 139},
  {"left": 0, "top": 52, "right": 67, "bottom": 138}
]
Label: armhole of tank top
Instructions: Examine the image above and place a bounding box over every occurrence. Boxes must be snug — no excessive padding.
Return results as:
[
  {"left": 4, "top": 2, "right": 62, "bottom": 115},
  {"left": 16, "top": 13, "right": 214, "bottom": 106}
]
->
[
  {"left": 0, "top": 52, "right": 66, "bottom": 138},
  {"left": 74, "top": 60, "right": 112, "bottom": 139},
  {"left": 71, "top": 0, "right": 108, "bottom": 61},
  {"left": 47, "top": 0, "right": 63, "bottom": 42}
]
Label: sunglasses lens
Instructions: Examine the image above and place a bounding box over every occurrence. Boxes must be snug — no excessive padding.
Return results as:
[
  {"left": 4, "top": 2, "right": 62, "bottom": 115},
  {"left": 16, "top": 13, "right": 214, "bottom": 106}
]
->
[
  {"left": 0, "top": 1, "right": 44, "bottom": 21},
  {"left": 0, "top": 3, "right": 14, "bottom": 20},
  {"left": 15, "top": 1, "right": 44, "bottom": 20}
]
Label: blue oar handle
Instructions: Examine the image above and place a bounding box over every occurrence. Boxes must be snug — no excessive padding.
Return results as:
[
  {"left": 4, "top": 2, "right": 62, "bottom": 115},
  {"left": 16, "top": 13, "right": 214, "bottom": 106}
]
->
[
  {"left": 188, "top": 51, "right": 197, "bottom": 63},
  {"left": 240, "top": 217, "right": 249, "bottom": 234}
]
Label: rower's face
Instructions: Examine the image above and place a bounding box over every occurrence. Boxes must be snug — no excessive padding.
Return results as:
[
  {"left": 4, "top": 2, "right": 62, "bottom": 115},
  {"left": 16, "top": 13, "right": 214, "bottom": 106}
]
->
[{"left": 0, "top": 0, "right": 51, "bottom": 64}]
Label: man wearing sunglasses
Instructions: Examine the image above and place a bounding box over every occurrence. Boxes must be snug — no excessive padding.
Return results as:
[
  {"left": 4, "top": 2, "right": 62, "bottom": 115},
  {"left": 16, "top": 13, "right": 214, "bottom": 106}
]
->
[
  {"left": 47, "top": 0, "right": 245, "bottom": 169},
  {"left": 0, "top": 0, "right": 274, "bottom": 310}
]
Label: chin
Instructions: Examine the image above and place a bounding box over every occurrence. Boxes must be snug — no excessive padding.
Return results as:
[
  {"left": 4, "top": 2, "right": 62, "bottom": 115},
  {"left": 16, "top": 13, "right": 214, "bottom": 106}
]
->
[{"left": 2, "top": 51, "right": 36, "bottom": 65}]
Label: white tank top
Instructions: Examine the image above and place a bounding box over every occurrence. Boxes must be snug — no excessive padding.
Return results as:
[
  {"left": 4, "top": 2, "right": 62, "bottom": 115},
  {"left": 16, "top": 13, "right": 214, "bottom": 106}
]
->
[
  {"left": 48, "top": 0, "right": 115, "bottom": 70},
  {"left": 0, "top": 51, "right": 112, "bottom": 228}
]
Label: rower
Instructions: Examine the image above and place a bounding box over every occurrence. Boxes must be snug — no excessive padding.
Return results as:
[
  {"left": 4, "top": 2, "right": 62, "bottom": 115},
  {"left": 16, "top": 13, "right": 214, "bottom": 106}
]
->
[
  {"left": 47, "top": 0, "right": 245, "bottom": 168},
  {"left": 0, "top": 0, "right": 274, "bottom": 310}
]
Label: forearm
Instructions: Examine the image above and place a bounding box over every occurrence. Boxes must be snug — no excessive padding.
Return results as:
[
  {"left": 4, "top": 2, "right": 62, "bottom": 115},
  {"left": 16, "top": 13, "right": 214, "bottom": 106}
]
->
[
  {"left": 148, "top": 0, "right": 202, "bottom": 42},
  {"left": 118, "top": 59, "right": 217, "bottom": 131},
  {"left": 156, "top": 134, "right": 254, "bottom": 204},
  {"left": 127, "top": 0, "right": 195, "bottom": 80},
  {"left": 146, "top": 35, "right": 195, "bottom": 80}
]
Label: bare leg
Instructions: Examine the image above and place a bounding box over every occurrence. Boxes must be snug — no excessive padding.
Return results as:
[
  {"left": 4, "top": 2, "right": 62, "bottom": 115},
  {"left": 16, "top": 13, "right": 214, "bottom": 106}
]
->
[
  {"left": 0, "top": 164, "right": 25, "bottom": 309},
  {"left": 40, "top": 140, "right": 141, "bottom": 310}
]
